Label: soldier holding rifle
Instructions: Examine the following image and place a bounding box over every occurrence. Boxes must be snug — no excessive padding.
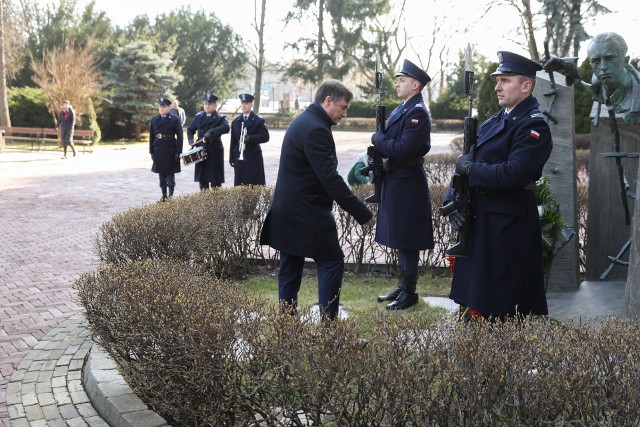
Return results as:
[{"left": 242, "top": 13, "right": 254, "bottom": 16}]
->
[
  {"left": 445, "top": 51, "right": 552, "bottom": 321},
  {"left": 370, "top": 59, "right": 434, "bottom": 310}
]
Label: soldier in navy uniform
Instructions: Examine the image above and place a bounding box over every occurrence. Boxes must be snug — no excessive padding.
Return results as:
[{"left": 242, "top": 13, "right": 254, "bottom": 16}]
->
[
  {"left": 445, "top": 51, "right": 553, "bottom": 320},
  {"left": 372, "top": 59, "right": 434, "bottom": 310},
  {"left": 229, "top": 93, "right": 270, "bottom": 185},
  {"left": 150, "top": 97, "right": 183, "bottom": 202},
  {"left": 186, "top": 93, "right": 230, "bottom": 190}
]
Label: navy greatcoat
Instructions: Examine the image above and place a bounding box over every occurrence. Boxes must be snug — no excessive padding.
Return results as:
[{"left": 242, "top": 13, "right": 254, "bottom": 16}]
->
[
  {"left": 150, "top": 113, "right": 183, "bottom": 174},
  {"left": 260, "top": 102, "right": 373, "bottom": 260},
  {"left": 372, "top": 93, "right": 434, "bottom": 250},
  {"left": 446, "top": 94, "right": 553, "bottom": 316},
  {"left": 229, "top": 112, "right": 270, "bottom": 185},
  {"left": 186, "top": 111, "right": 230, "bottom": 186}
]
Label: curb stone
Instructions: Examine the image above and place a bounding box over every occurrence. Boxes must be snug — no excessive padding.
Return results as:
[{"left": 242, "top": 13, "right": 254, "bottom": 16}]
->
[{"left": 7, "top": 313, "right": 170, "bottom": 427}]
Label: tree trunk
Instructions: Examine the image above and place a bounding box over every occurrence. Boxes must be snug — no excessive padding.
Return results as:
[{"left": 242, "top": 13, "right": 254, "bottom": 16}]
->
[
  {"left": 317, "top": 0, "right": 324, "bottom": 82},
  {"left": 135, "top": 121, "right": 142, "bottom": 141},
  {"left": 86, "top": 97, "right": 101, "bottom": 144},
  {"left": 253, "top": 0, "right": 267, "bottom": 114},
  {"left": 0, "top": 0, "right": 12, "bottom": 153}
]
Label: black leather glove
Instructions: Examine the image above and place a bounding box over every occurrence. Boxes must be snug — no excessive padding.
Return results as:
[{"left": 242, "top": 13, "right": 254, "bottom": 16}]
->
[
  {"left": 371, "top": 132, "right": 382, "bottom": 146},
  {"left": 188, "top": 139, "right": 194, "bottom": 145},
  {"left": 150, "top": 154, "right": 155, "bottom": 162},
  {"left": 455, "top": 145, "right": 475, "bottom": 176},
  {"left": 204, "top": 130, "right": 215, "bottom": 143},
  {"left": 448, "top": 210, "right": 466, "bottom": 231}
]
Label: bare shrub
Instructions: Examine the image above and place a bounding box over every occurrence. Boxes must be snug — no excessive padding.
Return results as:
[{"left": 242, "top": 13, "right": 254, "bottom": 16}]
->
[{"left": 77, "top": 262, "right": 640, "bottom": 426}]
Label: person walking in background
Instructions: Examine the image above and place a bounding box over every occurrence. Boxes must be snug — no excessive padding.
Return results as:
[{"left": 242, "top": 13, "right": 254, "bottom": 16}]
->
[
  {"left": 371, "top": 59, "right": 434, "bottom": 310},
  {"left": 56, "top": 100, "right": 76, "bottom": 159},
  {"left": 150, "top": 97, "right": 183, "bottom": 202},
  {"left": 260, "top": 80, "right": 375, "bottom": 321},
  {"left": 229, "top": 93, "right": 270, "bottom": 186},
  {"left": 169, "top": 99, "right": 186, "bottom": 127},
  {"left": 444, "top": 51, "right": 553, "bottom": 321},
  {"left": 187, "top": 93, "right": 230, "bottom": 190}
]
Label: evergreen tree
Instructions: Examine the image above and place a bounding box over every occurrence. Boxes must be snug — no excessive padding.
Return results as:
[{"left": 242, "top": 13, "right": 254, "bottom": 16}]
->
[{"left": 104, "top": 40, "right": 181, "bottom": 140}]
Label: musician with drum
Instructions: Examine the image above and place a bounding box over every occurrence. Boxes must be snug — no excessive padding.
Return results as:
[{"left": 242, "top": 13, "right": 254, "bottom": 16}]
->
[
  {"left": 229, "top": 93, "right": 270, "bottom": 186},
  {"left": 150, "top": 97, "right": 183, "bottom": 202},
  {"left": 186, "top": 93, "right": 230, "bottom": 190}
]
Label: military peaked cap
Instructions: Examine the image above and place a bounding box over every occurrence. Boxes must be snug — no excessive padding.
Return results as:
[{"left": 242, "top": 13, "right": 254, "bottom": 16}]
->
[
  {"left": 396, "top": 59, "right": 431, "bottom": 86},
  {"left": 491, "top": 51, "right": 543, "bottom": 78}
]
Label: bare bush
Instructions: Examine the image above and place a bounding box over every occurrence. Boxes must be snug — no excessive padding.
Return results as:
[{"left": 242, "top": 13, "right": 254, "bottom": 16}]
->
[{"left": 76, "top": 260, "right": 640, "bottom": 426}]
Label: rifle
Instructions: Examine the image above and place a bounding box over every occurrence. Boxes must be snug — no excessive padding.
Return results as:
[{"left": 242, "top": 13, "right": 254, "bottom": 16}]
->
[
  {"left": 439, "top": 43, "right": 477, "bottom": 257},
  {"left": 360, "top": 53, "right": 385, "bottom": 203}
]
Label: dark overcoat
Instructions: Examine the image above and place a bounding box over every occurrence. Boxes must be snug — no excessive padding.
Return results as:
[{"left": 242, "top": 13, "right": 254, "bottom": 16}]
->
[
  {"left": 446, "top": 95, "right": 553, "bottom": 316},
  {"left": 229, "top": 112, "right": 270, "bottom": 185},
  {"left": 186, "top": 111, "right": 230, "bottom": 185},
  {"left": 57, "top": 107, "right": 75, "bottom": 146},
  {"left": 149, "top": 114, "right": 183, "bottom": 174},
  {"left": 259, "top": 102, "right": 373, "bottom": 260},
  {"left": 372, "top": 93, "right": 434, "bottom": 250}
]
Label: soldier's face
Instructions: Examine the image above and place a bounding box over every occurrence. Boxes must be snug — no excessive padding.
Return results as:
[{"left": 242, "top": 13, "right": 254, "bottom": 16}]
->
[
  {"left": 495, "top": 75, "right": 531, "bottom": 110},
  {"left": 395, "top": 76, "right": 419, "bottom": 100},
  {"left": 159, "top": 105, "right": 170, "bottom": 115},
  {"left": 240, "top": 102, "right": 253, "bottom": 115},
  {"left": 588, "top": 41, "right": 627, "bottom": 87},
  {"left": 204, "top": 101, "right": 216, "bottom": 114}
]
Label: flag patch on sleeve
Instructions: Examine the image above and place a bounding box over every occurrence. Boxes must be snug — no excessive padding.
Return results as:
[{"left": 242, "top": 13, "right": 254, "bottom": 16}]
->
[
  {"left": 530, "top": 130, "right": 540, "bottom": 139},
  {"left": 410, "top": 119, "right": 419, "bottom": 125}
]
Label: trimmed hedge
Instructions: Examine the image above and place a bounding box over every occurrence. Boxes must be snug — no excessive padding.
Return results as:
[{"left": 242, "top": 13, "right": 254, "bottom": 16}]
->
[{"left": 76, "top": 259, "right": 640, "bottom": 426}]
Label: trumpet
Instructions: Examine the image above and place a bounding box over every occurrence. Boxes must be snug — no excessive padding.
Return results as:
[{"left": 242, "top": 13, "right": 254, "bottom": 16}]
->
[{"left": 238, "top": 122, "right": 247, "bottom": 161}]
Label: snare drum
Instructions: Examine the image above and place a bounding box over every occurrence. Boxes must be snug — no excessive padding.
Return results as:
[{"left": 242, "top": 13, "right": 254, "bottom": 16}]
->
[{"left": 180, "top": 146, "right": 208, "bottom": 165}]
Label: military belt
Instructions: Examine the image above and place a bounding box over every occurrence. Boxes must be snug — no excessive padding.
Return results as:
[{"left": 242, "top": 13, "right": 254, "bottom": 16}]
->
[{"left": 476, "top": 182, "right": 535, "bottom": 195}]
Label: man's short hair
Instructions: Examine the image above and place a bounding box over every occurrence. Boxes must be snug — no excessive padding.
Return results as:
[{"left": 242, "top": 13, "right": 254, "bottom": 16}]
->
[{"left": 314, "top": 79, "right": 353, "bottom": 104}]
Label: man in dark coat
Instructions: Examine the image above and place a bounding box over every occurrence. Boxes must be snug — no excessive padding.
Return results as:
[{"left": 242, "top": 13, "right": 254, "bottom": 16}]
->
[
  {"left": 186, "top": 93, "right": 230, "bottom": 190},
  {"left": 445, "top": 51, "right": 553, "bottom": 320},
  {"left": 150, "top": 97, "right": 183, "bottom": 201},
  {"left": 260, "top": 80, "right": 376, "bottom": 320},
  {"left": 371, "top": 59, "right": 435, "bottom": 310},
  {"left": 229, "top": 93, "right": 270, "bottom": 185}
]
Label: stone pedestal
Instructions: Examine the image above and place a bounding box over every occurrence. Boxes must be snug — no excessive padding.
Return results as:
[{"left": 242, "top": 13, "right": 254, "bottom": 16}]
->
[
  {"left": 534, "top": 72, "right": 580, "bottom": 291},
  {"left": 625, "top": 164, "right": 640, "bottom": 318},
  {"left": 586, "top": 107, "right": 639, "bottom": 281}
]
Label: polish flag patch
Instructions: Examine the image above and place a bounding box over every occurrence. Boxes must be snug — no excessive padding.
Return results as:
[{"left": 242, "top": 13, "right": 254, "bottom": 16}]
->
[
  {"left": 410, "top": 119, "right": 419, "bottom": 125},
  {"left": 530, "top": 130, "right": 540, "bottom": 139}
]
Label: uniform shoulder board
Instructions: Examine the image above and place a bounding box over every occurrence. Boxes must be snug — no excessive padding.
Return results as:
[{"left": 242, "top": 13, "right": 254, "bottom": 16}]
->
[
  {"left": 530, "top": 112, "right": 545, "bottom": 119},
  {"left": 415, "top": 103, "right": 423, "bottom": 108},
  {"left": 195, "top": 111, "right": 204, "bottom": 118}
]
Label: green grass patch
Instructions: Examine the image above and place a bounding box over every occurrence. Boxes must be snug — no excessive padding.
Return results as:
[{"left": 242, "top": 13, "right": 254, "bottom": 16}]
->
[{"left": 240, "top": 269, "right": 454, "bottom": 337}]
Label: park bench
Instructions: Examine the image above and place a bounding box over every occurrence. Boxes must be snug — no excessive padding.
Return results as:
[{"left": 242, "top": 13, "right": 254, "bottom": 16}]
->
[{"left": 0, "top": 126, "right": 95, "bottom": 152}]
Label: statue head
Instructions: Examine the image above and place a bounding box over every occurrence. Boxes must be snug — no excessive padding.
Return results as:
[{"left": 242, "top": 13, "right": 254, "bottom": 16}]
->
[{"left": 587, "top": 32, "right": 630, "bottom": 92}]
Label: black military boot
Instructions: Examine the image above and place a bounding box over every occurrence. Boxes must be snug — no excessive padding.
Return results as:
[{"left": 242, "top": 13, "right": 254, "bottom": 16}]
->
[
  {"left": 168, "top": 187, "right": 174, "bottom": 198},
  {"left": 377, "top": 270, "right": 405, "bottom": 302},
  {"left": 160, "top": 188, "right": 168, "bottom": 202},
  {"left": 386, "top": 274, "right": 419, "bottom": 310}
]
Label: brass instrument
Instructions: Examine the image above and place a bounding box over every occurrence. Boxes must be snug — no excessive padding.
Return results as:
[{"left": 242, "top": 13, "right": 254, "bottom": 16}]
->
[{"left": 238, "top": 122, "right": 246, "bottom": 161}]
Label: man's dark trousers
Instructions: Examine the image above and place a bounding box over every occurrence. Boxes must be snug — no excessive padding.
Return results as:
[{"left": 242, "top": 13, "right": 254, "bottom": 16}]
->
[{"left": 278, "top": 251, "right": 344, "bottom": 320}]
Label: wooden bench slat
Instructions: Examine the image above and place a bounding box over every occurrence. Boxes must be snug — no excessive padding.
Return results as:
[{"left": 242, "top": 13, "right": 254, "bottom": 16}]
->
[{"left": 1, "top": 126, "right": 95, "bottom": 152}]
